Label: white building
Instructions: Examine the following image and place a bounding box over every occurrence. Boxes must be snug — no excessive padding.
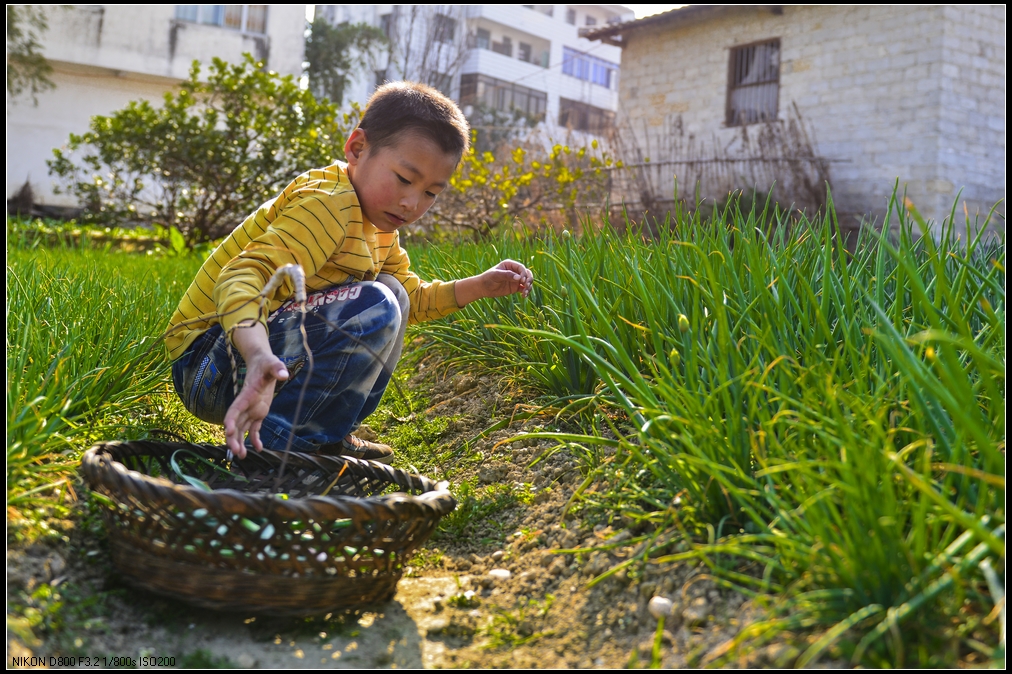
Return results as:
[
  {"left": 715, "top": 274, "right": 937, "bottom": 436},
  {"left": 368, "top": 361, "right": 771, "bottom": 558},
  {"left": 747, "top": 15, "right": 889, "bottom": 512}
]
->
[
  {"left": 314, "top": 4, "right": 633, "bottom": 139},
  {"left": 6, "top": 4, "right": 306, "bottom": 209},
  {"left": 584, "top": 5, "right": 1006, "bottom": 231}
]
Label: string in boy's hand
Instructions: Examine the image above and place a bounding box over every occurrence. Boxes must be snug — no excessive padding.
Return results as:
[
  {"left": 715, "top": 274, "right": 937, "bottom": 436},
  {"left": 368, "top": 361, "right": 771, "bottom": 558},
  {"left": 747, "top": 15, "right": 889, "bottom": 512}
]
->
[{"left": 223, "top": 326, "right": 290, "bottom": 459}]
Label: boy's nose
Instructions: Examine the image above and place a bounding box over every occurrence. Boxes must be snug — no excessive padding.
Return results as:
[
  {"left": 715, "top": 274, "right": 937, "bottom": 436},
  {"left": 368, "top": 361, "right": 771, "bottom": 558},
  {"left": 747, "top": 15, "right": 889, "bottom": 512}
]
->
[{"left": 400, "top": 193, "right": 419, "bottom": 212}]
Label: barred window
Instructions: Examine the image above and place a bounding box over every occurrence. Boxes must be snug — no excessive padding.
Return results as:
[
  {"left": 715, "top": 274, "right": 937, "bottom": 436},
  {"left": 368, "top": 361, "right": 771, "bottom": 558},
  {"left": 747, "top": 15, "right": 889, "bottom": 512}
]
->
[
  {"left": 726, "top": 38, "right": 780, "bottom": 126},
  {"left": 174, "top": 5, "right": 267, "bottom": 34}
]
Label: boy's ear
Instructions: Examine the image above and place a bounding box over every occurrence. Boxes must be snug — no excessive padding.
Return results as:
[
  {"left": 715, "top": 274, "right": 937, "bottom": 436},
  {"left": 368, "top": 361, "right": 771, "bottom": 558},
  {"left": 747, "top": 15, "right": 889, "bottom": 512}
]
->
[{"left": 344, "top": 128, "right": 368, "bottom": 166}]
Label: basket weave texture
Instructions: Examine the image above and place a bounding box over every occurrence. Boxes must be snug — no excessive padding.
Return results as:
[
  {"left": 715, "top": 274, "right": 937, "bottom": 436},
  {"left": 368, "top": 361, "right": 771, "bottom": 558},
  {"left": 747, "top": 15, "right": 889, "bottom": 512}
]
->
[{"left": 81, "top": 440, "right": 456, "bottom": 616}]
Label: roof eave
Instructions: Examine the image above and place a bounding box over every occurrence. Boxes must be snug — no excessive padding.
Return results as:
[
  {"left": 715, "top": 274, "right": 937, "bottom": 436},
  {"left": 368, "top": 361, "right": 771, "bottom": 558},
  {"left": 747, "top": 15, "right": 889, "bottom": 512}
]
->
[{"left": 580, "top": 5, "right": 781, "bottom": 45}]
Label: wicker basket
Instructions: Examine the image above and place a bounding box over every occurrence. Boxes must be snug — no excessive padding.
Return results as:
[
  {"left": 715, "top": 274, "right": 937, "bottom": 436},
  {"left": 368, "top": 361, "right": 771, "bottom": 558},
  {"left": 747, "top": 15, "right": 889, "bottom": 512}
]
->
[{"left": 80, "top": 440, "right": 456, "bottom": 616}]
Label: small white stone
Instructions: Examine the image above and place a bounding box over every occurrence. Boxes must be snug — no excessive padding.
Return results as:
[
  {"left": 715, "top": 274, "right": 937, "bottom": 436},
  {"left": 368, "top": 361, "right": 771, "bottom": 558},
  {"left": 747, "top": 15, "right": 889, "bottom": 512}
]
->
[
  {"left": 648, "top": 595, "right": 674, "bottom": 620},
  {"left": 491, "top": 550, "right": 504, "bottom": 561},
  {"left": 489, "top": 568, "right": 512, "bottom": 581},
  {"left": 235, "top": 653, "right": 257, "bottom": 669}
]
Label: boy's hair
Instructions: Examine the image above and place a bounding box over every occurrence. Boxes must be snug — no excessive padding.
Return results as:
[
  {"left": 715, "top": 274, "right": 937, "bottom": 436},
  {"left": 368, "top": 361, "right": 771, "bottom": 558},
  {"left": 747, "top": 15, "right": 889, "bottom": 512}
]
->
[{"left": 356, "top": 81, "right": 470, "bottom": 161}]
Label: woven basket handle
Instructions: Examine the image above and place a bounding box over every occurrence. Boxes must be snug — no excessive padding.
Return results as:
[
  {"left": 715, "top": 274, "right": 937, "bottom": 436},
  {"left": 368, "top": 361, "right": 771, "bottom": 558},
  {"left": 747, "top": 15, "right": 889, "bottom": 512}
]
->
[
  {"left": 414, "top": 481, "right": 456, "bottom": 516},
  {"left": 261, "top": 263, "right": 307, "bottom": 303}
]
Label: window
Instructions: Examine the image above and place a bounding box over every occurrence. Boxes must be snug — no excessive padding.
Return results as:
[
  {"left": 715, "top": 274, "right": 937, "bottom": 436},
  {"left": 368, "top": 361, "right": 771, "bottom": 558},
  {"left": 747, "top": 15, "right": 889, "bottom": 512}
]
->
[
  {"left": 726, "top": 39, "right": 780, "bottom": 126},
  {"left": 245, "top": 5, "right": 266, "bottom": 33},
  {"left": 459, "top": 73, "right": 547, "bottom": 120},
  {"left": 566, "top": 8, "right": 577, "bottom": 25},
  {"left": 562, "top": 47, "right": 618, "bottom": 89},
  {"left": 174, "top": 5, "right": 267, "bottom": 34},
  {"left": 558, "top": 98, "right": 614, "bottom": 133},
  {"left": 585, "top": 16, "right": 597, "bottom": 26},
  {"left": 473, "top": 28, "right": 491, "bottom": 50},
  {"left": 379, "top": 13, "right": 393, "bottom": 39},
  {"left": 492, "top": 36, "right": 512, "bottom": 58},
  {"left": 434, "top": 13, "right": 456, "bottom": 43},
  {"left": 518, "top": 42, "right": 532, "bottom": 63},
  {"left": 375, "top": 70, "right": 387, "bottom": 89}
]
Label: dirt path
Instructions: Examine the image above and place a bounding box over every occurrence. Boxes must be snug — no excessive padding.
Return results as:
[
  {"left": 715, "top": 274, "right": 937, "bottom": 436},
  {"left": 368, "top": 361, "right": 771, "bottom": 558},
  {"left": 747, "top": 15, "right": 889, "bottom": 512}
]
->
[{"left": 8, "top": 359, "right": 771, "bottom": 669}]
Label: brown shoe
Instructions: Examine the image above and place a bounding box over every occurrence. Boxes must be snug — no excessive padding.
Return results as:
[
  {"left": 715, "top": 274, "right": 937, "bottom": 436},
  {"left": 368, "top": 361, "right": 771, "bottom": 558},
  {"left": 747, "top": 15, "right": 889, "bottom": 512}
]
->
[{"left": 331, "top": 434, "right": 394, "bottom": 464}]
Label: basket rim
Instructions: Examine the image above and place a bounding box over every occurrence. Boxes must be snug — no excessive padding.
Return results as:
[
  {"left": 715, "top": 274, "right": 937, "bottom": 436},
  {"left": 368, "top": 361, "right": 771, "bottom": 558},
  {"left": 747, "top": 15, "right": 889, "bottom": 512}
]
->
[{"left": 80, "top": 439, "right": 456, "bottom": 519}]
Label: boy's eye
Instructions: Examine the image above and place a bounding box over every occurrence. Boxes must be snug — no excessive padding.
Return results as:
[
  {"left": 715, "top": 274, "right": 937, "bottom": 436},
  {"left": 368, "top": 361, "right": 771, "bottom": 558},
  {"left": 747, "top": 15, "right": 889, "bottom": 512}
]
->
[
  {"left": 396, "top": 174, "right": 411, "bottom": 185},
  {"left": 425, "top": 191, "right": 437, "bottom": 199}
]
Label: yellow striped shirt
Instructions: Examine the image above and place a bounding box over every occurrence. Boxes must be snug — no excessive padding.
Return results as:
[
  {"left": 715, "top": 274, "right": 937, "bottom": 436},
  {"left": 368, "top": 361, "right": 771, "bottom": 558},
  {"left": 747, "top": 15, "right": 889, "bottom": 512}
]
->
[{"left": 165, "top": 161, "right": 459, "bottom": 360}]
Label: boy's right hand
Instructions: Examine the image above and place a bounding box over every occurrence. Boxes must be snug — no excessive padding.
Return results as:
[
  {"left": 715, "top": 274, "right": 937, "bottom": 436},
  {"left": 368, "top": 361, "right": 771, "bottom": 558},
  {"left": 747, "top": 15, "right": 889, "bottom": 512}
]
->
[{"left": 223, "top": 324, "right": 288, "bottom": 459}]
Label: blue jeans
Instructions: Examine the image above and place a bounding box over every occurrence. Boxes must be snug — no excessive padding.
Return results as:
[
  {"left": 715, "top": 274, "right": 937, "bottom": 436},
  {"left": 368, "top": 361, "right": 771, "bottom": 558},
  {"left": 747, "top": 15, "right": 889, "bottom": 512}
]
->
[{"left": 171, "top": 274, "right": 409, "bottom": 453}]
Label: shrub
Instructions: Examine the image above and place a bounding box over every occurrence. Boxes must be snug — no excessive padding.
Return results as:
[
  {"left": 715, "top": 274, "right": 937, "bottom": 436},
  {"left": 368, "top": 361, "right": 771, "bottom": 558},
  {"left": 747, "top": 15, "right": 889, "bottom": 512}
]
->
[
  {"left": 418, "top": 136, "right": 621, "bottom": 241},
  {"left": 48, "top": 54, "right": 359, "bottom": 244}
]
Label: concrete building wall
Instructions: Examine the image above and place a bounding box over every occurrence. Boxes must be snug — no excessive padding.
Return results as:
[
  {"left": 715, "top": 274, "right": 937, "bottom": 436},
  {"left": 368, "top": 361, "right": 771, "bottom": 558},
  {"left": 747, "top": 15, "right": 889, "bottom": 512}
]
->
[
  {"left": 6, "top": 5, "right": 306, "bottom": 207},
  {"left": 6, "top": 66, "right": 177, "bottom": 207},
  {"left": 615, "top": 5, "right": 1005, "bottom": 229}
]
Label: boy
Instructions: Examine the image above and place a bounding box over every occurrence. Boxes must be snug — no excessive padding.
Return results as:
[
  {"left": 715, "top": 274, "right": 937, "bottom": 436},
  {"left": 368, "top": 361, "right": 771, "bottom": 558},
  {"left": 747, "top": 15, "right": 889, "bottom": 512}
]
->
[{"left": 165, "top": 82, "right": 533, "bottom": 462}]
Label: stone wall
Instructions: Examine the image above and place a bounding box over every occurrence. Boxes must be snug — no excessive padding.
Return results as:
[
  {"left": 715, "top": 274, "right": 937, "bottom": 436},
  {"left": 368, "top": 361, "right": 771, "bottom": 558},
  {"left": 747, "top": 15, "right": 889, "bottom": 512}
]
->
[
  {"left": 937, "top": 5, "right": 1006, "bottom": 233},
  {"left": 613, "top": 5, "right": 1005, "bottom": 230}
]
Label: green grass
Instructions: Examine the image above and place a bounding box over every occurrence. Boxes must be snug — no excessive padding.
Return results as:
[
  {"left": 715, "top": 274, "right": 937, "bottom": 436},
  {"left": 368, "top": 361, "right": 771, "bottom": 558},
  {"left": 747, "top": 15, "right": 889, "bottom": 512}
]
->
[
  {"left": 406, "top": 191, "right": 1005, "bottom": 666},
  {"left": 6, "top": 240, "right": 215, "bottom": 533},
  {"left": 6, "top": 192, "right": 1004, "bottom": 666}
]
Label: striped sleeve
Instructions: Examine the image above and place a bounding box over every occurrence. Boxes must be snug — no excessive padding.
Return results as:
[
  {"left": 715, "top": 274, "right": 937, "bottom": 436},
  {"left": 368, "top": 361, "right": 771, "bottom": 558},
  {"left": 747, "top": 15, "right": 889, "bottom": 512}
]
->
[
  {"left": 216, "top": 192, "right": 351, "bottom": 336},
  {"left": 380, "top": 233, "right": 460, "bottom": 324}
]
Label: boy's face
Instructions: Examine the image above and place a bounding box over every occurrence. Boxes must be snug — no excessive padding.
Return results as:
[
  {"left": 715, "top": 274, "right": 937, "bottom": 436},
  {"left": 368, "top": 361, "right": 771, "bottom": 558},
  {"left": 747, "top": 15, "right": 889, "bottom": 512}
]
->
[{"left": 344, "top": 128, "right": 458, "bottom": 233}]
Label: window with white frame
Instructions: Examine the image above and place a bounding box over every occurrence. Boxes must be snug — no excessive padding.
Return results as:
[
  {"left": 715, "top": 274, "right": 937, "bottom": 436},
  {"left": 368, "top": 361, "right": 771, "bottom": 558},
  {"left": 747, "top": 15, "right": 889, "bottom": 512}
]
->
[
  {"left": 562, "top": 47, "right": 617, "bottom": 89},
  {"left": 459, "top": 73, "right": 547, "bottom": 120},
  {"left": 473, "top": 28, "right": 491, "bottom": 50},
  {"left": 175, "top": 5, "right": 267, "bottom": 34}
]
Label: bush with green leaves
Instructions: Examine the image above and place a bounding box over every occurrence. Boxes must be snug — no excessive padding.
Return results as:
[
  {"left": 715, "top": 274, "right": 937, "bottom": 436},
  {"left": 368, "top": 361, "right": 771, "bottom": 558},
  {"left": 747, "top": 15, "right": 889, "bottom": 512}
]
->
[
  {"left": 417, "top": 138, "right": 621, "bottom": 241},
  {"left": 48, "top": 54, "right": 360, "bottom": 244}
]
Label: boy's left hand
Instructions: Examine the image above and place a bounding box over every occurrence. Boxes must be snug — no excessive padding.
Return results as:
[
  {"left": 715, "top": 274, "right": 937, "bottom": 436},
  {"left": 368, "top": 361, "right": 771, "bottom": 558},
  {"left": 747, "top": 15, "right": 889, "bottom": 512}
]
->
[
  {"left": 483, "top": 259, "right": 534, "bottom": 298},
  {"left": 456, "top": 259, "right": 534, "bottom": 306}
]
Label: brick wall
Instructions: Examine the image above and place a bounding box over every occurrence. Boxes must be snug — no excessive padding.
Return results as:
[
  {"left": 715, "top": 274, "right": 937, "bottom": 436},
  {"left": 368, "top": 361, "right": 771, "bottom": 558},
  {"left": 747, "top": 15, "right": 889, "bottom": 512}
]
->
[{"left": 613, "top": 5, "right": 1005, "bottom": 231}]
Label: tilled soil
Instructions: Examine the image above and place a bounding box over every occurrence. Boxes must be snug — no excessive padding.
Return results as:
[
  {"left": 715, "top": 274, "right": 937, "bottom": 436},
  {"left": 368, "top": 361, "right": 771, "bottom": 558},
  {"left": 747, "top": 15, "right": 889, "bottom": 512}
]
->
[{"left": 7, "top": 357, "right": 778, "bottom": 669}]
